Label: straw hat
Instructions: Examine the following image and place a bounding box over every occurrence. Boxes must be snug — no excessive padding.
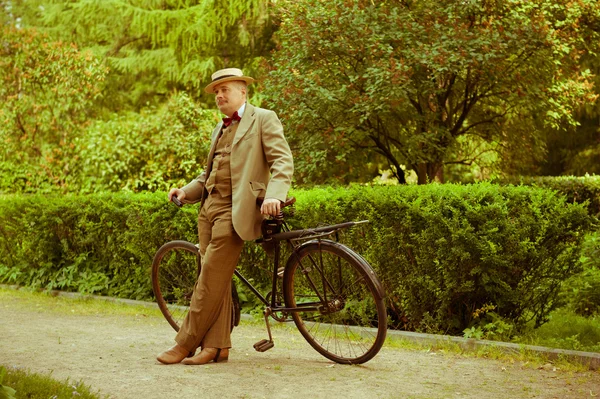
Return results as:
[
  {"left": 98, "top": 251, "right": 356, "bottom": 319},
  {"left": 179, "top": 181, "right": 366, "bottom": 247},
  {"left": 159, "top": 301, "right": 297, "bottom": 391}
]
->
[{"left": 204, "top": 68, "right": 255, "bottom": 94}]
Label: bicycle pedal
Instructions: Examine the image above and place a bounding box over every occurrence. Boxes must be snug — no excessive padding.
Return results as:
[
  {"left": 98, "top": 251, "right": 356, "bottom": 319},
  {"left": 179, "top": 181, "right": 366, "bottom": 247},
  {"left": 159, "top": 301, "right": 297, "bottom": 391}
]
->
[
  {"left": 253, "top": 339, "right": 274, "bottom": 352},
  {"left": 253, "top": 339, "right": 269, "bottom": 349}
]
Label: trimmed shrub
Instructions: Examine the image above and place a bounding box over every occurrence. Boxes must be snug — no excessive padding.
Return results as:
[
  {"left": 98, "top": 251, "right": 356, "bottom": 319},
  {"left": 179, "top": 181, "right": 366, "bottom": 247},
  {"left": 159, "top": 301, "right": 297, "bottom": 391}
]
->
[
  {"left": 290, "top": 183, "right": 592, "bottom": 333},
  {"left": 0, "top": 192, "right": 197, "bottom": 299},
  {"left": 560, "top": 231, "right": 600, "bottom": 317},
  {"left": 0, "top": 183, "right": 592, "bottom": 335},
  {"left": 500, "top": 175, "right": 600, "bottom": 216}
]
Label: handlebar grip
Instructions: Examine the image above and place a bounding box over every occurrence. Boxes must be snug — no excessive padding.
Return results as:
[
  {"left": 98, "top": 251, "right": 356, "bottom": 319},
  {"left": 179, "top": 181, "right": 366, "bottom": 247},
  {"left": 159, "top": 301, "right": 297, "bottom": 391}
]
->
[{"left": 172, "top": 195, "right": 183, "bottom": 207}]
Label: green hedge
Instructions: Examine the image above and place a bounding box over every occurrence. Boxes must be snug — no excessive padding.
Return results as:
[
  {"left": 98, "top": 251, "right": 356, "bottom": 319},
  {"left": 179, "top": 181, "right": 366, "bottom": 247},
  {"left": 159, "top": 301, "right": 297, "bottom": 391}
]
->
[
  {"left": 291, "top": 184, "right": 593, "bottom": 333},
  {"left": 0, "top": 183, "right": 593, "bottom": 335},
  {"left": 500, "top": 175, "right": 600, "bottom": 216},
  {"left": 0, "top": 192, "right": 196, "bottom": 299}
]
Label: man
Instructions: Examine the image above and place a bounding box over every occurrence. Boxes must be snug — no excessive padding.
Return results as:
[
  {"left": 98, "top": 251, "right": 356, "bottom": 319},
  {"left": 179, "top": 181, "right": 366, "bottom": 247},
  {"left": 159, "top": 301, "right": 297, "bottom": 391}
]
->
[{"left": 157, "top": 68, "right": 293, "bottom": 365}]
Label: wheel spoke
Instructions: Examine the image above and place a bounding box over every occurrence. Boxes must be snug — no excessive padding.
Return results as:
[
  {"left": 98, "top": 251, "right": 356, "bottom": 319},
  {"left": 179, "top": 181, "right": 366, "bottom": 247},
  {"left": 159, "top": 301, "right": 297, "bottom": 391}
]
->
[{"left": 284, "top": 241, "right": 386, "bottom": 364}]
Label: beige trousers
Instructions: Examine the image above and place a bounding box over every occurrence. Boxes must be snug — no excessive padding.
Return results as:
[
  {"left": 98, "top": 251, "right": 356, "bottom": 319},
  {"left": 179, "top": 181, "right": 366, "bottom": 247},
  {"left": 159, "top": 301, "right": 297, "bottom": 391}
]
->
[{"left": 175, "top": 191, "right": 244, "bottom": 351}]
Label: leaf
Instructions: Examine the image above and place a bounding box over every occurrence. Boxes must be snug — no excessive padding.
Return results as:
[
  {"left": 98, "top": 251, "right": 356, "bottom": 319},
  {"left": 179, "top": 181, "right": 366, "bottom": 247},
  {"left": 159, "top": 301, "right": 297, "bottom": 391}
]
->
[{"left": 0, "top": 385, "right": 16, "bottom": 399}]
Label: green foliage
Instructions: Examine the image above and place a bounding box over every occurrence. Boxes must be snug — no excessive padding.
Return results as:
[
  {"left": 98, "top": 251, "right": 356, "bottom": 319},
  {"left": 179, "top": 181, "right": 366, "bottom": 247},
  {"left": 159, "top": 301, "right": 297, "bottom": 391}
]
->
[
  {"left": 75, "top": 92, "right": 215, "bottom": 193},
  {"left": 0, "top": 26, "right": 108, "bottom": 193},
  {"left": 559, "top": 231, "right": 600, "bottom": 317},
  {"left": 0, "top": 366, "right": 105, "bottom": 399},
  {"left": 0, "top": 367, "right": 16, "bottom": 399},
  {"left": 265, "top": 0, "right": 600, "bottom": 185},
  {"left": 0, "top": 69, "right": 217, "bottom": 194},
  {"left": 0, "top": 184, "right": 592, "bottom": 335},
  {"left": 0, "top": 192, "right": 198, "bottom": 299},
  {"left": 289, "top": 183, "right": 592, "bottom": 334},
  {"left": 9, "top": 0, "right": 277, "bottom": 109},
  {"left": 0, "top": 25, "right": 231, "bottom": 195},
  {"left": 462, "top": 304, "right": 516, "bottom": 341},
  {"left": 516, "top": 309, "right": 600, "bottom": 352},
  {"left": 500, "top": 175, "right": 600, "bottom": 216},
  {"left": 562, "top": 267, "right": 600, "bottom": 317},
  {"left": 540, "top": 112, "right": 600, "bottom": 178},
  {"left": 463, "top": 315, "right": 515, "bottom": 342}
]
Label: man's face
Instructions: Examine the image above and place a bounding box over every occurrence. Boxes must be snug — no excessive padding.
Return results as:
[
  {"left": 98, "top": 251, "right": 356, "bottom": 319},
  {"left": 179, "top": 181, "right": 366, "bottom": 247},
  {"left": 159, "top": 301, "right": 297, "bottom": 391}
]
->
[{"left": 214, "top": 81, "right": 246, "bottom": 117}]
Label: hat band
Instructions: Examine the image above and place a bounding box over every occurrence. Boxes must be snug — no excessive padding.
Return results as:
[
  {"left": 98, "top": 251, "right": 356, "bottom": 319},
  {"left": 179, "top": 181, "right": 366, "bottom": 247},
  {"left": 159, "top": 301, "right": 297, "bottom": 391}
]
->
[{"left": 212, "top": 74, "right": 237, "bottom": 82}]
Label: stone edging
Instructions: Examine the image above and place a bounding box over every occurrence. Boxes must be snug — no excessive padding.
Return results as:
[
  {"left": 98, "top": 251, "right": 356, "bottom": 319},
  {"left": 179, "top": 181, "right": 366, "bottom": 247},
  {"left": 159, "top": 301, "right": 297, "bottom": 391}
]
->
[{"left": 386, "top": 329, "right": 600, "bottom": 370}]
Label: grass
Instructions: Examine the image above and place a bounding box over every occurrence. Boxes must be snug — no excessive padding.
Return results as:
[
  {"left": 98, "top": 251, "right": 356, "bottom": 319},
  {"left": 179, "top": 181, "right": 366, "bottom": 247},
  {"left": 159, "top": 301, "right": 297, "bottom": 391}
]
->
[
  {"left": 384, "top": 335, "right": 596, "bottom": 372},
  {"left": 0, "top": 286, "right": 163, "bottom": 318},
  {"left": 0, "top": 366, "right": 107, "bottom": 399},
  {"left": 515, "top": 308, "right": 600, "bottom": 352}
]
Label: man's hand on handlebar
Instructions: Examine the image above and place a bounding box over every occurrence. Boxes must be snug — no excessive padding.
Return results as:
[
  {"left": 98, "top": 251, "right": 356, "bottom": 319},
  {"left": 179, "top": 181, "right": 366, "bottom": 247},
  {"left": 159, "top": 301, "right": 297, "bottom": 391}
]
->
[
  {"left": 261, "top": 198, "right": 281, "bottom": 217},
  {"left": 168, "top": 188, "right": 186, "bottom": 207}
]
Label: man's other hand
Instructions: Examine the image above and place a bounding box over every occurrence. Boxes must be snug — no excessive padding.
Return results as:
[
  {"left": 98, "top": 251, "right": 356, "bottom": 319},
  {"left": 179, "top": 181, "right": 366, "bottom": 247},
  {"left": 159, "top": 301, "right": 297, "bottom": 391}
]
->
[{"left": 261, "top": 198, "right": 281, "bottom": 216}]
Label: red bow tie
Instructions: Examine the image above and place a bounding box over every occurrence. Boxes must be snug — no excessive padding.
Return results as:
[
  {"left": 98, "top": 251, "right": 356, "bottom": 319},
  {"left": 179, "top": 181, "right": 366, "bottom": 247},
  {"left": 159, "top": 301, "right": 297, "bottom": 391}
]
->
[{"left": 222, "top": 111, "right": 241, "bottom": 127}]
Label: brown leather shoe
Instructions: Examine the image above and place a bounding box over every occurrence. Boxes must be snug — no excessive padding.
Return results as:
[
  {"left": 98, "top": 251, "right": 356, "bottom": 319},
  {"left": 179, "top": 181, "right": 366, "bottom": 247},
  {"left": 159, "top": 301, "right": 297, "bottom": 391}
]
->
[
  {"left": 156, "top": 344, "right": 191, "bottom": 365},
  {"left": 181, "top": 348, "right": 229, "bottom": 365}
]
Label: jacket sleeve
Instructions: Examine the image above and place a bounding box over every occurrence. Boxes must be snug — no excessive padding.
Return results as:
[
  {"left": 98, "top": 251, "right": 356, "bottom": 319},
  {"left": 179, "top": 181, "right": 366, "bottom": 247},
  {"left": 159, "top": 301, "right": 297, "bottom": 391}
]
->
[
  {"left": 180, "top": 171, "right": 206, "bottom": 204},
  {"left": 261, "top": 110, "right": 294, "bottom": 201}
]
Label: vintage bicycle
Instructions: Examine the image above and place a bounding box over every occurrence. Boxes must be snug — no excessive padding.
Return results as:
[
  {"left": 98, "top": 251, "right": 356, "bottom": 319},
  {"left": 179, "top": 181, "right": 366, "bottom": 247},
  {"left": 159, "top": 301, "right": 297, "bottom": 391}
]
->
[{"left": 151, "top": 197, "right": 387, "bottom": 364}]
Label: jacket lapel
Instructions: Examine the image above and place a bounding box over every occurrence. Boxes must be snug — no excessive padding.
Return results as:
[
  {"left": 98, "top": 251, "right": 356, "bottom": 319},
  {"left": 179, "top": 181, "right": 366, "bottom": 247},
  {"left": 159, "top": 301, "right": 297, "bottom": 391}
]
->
[
  {"left": 205, "top": 123, "right": 223, "bottom": 174},
  {"left": 233, "top": 103, "right": 256, "bottom": 148}
]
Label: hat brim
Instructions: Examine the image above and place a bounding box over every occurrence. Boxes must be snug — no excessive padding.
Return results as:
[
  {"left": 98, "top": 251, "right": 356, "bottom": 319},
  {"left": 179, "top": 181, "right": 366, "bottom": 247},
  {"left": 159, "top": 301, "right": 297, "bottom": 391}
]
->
[{"left": 204, "top": 76, "right": 255, "bottom": 94}]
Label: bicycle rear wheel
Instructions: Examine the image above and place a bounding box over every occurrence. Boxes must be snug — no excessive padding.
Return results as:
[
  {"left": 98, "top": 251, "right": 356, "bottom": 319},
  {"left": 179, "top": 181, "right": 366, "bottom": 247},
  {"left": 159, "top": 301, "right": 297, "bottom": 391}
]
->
[
  {"left": 283, "top": 240, "right": 387, "bottom": 364},
  {"left": 151, "top": 240, "right": 240, "bottom": 332}
]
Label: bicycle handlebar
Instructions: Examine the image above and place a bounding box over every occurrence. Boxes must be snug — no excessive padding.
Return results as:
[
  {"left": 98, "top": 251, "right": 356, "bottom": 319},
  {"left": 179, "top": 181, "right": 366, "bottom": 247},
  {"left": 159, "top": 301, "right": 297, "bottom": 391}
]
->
[
  {"left": 256, "top": 196, "right": 296, "bottom": 209},
  {"left": 171, "top": 195, "right": 183, "bottom": 207},
  {"left": 171, "top": 195, "right": 295, "bottom": 209}
]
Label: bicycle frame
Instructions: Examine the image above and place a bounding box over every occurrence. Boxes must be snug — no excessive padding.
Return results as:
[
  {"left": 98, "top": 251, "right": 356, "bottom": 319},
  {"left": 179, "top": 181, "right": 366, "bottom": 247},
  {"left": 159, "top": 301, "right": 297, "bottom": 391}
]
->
[
  {"left": 231, "top": 218, "right": 372, "bottom": 316},
  {"left": 232, "top": 220, "right": 321, "bottom": 315}
]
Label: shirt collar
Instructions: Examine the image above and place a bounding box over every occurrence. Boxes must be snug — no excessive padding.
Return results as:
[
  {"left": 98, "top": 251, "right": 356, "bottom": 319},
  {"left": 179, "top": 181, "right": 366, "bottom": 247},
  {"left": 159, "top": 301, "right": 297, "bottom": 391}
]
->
[{"left": 236, "top": 103, "right": 246, "bottom": 119}]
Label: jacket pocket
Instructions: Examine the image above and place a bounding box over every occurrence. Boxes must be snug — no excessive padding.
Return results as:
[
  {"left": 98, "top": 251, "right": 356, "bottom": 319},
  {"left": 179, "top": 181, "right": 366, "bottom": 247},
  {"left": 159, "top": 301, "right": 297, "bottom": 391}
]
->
[
  {"left": 250, "top": 181, "right": 267, "bottom": 201},
  {"left": 250, "top": 181, "right": 266, "bottom": 192}
]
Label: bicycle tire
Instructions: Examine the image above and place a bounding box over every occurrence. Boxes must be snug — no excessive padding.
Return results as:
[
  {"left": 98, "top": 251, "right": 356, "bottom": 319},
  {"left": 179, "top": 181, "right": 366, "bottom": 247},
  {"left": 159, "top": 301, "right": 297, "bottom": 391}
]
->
[
  {"left": 283, "top": 240, "right": 387, "bottom": 364},
  {"left": 151, "top": 240, "right": 240, "bottom": 332}
]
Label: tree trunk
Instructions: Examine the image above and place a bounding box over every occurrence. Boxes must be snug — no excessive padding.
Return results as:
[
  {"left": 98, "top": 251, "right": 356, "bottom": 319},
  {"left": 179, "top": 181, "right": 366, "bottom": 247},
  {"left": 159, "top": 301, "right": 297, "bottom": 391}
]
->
[
  {"left": 416, "top": 162, "right": 444, "bottom": 184},
  {"left": 395, "top": 166, "right": 407, "bottom": 184}
]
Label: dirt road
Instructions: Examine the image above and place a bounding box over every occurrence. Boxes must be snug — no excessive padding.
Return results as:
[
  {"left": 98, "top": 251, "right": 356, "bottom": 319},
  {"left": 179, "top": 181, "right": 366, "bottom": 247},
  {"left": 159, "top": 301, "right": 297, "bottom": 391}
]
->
[{"left": 1, "top": 289, "right": 598, "bottom": 399}]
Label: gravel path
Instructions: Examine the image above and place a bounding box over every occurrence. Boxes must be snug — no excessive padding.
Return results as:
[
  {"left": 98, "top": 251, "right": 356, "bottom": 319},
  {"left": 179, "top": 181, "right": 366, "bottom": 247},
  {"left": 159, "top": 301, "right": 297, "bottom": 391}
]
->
[{"left": 1, "top": 290, "right": 599, "bottom": 399}]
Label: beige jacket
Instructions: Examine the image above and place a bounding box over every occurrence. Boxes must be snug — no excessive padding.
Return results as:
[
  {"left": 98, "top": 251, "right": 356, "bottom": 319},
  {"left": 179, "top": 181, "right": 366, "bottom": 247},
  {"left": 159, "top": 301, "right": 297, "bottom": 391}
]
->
[{"left": 181, "top": 103, "right": 294, "bottom": 241}]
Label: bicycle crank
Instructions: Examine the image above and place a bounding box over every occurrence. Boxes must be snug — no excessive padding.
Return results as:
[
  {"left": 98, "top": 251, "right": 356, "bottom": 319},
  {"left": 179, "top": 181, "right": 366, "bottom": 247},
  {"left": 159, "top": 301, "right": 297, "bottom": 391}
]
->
[
  {"left": 253, "top": 308, "right": 275, "bottom": 352},
  {"left": 265, "top": 291, "right": 289, "bottom": 322}
]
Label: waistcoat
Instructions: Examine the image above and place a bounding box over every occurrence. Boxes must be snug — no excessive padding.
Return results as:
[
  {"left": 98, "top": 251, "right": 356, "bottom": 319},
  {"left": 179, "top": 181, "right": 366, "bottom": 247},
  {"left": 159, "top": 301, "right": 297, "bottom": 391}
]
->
[{"left": 204, "top": 122, "right": 239, "bottom": 197}]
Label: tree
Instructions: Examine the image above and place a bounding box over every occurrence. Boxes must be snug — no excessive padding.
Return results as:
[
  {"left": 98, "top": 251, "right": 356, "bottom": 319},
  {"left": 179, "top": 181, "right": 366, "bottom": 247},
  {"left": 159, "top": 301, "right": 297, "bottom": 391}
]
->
[
  {"left": 265, "top": 0, "right": 600, "bottom": 185},
  {"left": 76, "top": 92, "right": 215, "bottom": 193},
  {"left": 537, "top": 52, "right": 600, "bottom": 177},
  {"left": 7, "top": 0, "right": 278, "bottom": 110},
  {"left": 1, "top": 1, "right": 278, "bottom": 194},
  {"left": 0, "top": 26, "right": 107, "bottom": 193}
]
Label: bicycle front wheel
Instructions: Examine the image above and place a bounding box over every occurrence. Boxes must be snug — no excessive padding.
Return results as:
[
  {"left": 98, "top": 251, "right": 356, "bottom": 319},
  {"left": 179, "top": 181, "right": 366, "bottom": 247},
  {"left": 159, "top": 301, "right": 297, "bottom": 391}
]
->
[
  {"left": 152, "top": 241, "right": 200, "bottom": 332},
  {"left": 152, "top": 240, "right": 241, "bottom": 332},
  {"left": 283, "top": 240, "right": 387, "bottom": 364}
]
